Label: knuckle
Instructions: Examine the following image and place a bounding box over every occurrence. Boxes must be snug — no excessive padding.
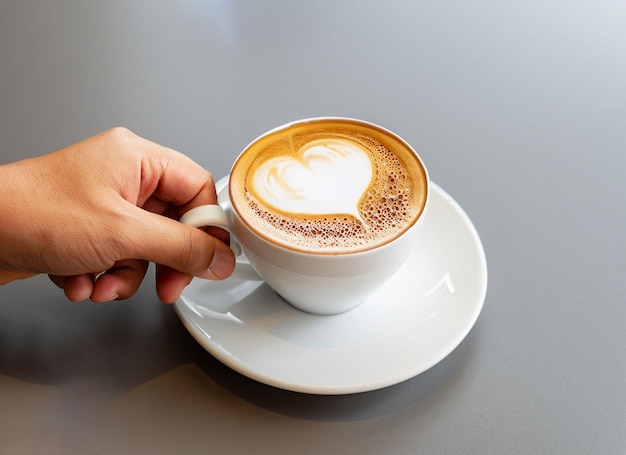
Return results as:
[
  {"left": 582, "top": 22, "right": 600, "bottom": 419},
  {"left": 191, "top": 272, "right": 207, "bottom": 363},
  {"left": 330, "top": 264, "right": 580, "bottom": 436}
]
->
[{"left": 106, "top": 126, "right": 135, "bottom": 141}]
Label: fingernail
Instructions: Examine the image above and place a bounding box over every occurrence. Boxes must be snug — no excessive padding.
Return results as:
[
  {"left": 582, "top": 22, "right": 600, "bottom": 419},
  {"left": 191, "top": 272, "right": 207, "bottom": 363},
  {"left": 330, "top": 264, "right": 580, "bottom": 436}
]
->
[
  {"left": 201, "top": 244, "right": 235, "bottom": 280},
  {"left": 103, "top": 293, "right": 119, "bottom": 302}
]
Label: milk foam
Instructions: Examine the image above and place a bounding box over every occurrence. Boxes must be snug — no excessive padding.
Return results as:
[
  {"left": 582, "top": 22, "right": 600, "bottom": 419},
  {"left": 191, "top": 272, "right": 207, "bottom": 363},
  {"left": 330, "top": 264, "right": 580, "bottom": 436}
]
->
[
  {"left": 231, "top": 125, "right": 426, "bottom": 254},
  {"left": 250, "top": 139, "right": 372, "bottom": 222}
]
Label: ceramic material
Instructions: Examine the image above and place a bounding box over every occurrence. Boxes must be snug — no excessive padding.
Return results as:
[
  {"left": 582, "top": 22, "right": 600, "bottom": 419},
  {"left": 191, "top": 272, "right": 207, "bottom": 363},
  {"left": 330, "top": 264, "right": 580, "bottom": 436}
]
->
[
  {"left": 174, "top": 178, "right": 487, "bottom": 394},
  {"left": 229, "top": 117, "right": 431, "bottom": 314}
]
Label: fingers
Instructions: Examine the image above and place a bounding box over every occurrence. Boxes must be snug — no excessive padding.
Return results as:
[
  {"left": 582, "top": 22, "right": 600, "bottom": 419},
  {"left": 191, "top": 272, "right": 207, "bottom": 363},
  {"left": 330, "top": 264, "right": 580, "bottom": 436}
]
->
[
  {"left": 198, "top": 238, "right": 236, "bottom": 280},
  {"left": 132, "top": 134, "right": 219, "bottom": 211},
  {"left": 49, "top": 274, "right": 94, "bottom": 302},
  {"left": 155, "top": 265, "right": 193, "bottom": 304},
  {"left": 90, "top": 260, "right": 149, "bottom": 302},
  {"left": 153, "top": 233, "right": 236, "bottom": 303},
  {"left": 48, "top": 210, "right": 236, "bottom": 304},
  {"left": 49, "top": 259, "right": 149, "bottom": 302},
  {"left": 205, "top": 226, "right": 230, "bottom": 247},
  {"left": 125, "top": 208, "right": 236, "bottom": 281}
]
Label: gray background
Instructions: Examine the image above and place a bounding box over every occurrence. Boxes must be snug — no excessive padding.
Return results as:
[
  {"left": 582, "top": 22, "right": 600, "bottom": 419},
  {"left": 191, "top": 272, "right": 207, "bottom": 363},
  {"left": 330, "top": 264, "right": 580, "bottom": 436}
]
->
[{"left": 1, "top": 1, "right": 624, "bottom": 453}]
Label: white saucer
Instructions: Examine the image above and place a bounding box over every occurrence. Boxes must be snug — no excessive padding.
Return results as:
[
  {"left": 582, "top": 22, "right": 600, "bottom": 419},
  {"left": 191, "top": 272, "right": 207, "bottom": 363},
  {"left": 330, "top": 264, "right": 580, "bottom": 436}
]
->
[{"left": 174, "top": 177, "right": 487, "bottom": 395}]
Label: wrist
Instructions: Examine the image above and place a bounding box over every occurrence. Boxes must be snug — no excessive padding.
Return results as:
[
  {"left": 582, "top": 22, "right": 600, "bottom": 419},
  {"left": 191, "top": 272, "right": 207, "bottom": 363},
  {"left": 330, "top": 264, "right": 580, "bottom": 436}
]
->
[{"left": 0, "top": 160, "right": 38, "bottom": 275}]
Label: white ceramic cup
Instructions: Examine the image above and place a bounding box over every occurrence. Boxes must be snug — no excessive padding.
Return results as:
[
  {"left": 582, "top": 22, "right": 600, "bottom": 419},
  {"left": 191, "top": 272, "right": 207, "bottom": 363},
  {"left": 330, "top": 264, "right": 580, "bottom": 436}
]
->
[{"left": 179, "top": 118, "right": 430, "bottom": 315}]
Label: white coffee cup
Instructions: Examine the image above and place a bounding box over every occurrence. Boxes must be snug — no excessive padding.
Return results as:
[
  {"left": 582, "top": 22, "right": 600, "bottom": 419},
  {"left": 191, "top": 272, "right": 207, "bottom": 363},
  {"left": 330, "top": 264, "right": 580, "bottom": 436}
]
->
[{"left": 180, "top": 118, "right": 430, "bottom": 315}]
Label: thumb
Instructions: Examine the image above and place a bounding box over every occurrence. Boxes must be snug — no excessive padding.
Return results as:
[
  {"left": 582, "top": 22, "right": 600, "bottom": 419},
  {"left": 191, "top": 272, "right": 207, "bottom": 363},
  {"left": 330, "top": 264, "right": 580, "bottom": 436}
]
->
[{"left": 125, "top": 208, "right": 236, "bottom": 279}]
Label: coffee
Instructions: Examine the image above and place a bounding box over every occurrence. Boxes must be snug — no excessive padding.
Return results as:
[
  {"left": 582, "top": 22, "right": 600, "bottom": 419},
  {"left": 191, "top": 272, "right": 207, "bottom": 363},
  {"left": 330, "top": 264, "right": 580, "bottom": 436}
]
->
[{"left": 230, "top": 118, "right": 428, "bottom": 254}]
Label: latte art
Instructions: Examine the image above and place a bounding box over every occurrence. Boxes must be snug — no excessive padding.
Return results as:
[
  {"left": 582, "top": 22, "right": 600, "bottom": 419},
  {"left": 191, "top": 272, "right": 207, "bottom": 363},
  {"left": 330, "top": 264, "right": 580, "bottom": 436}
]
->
[
  {"left": 230, "top": 120, "right": 428, "bottom": 254},
  {"left": 250, "top": 139, "right": 372, "bottom": 223}
]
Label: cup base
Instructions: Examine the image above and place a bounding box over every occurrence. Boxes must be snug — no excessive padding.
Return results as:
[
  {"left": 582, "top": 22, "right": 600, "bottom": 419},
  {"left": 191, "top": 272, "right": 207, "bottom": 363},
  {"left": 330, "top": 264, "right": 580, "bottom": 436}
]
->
[{"left": 276, "top": 291, "right": 364, "bottom": 316}]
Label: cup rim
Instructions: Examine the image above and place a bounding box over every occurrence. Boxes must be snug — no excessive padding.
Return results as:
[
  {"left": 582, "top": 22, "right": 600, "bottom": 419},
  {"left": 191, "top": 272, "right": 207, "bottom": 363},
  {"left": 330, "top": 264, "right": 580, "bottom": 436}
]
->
[{"left": 229, "top": 116, "right": 430, "bottom": 256}]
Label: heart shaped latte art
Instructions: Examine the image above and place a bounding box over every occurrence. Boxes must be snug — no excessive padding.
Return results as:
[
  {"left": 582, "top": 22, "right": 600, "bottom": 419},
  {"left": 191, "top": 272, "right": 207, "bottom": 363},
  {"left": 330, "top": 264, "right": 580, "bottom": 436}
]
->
[{"left": 250, "top": 139, "right": 373, "bottom": 222}]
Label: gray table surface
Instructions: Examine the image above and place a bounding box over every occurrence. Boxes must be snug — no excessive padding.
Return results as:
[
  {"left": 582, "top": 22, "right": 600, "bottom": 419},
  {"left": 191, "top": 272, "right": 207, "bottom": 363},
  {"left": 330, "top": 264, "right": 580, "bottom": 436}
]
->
[{"left": 1, "top": 1, "right": 624, "bottom": 454}]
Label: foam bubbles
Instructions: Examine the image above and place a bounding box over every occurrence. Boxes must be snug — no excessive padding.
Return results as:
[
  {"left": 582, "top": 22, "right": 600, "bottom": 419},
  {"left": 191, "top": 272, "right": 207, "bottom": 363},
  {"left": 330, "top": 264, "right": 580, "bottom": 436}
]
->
[{"left": 233, "top": 127, "right": 424, "bottom": 253}]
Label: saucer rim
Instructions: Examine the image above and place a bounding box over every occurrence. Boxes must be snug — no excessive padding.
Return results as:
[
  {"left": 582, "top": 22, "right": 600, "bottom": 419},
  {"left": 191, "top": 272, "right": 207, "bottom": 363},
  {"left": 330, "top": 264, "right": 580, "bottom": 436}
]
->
[{"left": 175, "top": 178, "right": 487, "bottom": 395}]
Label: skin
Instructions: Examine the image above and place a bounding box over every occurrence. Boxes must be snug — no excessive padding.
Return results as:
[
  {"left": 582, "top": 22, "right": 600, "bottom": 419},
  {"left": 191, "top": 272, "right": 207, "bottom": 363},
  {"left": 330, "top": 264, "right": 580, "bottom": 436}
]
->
[{"left": 0, "top": 127, "right": 235, "bottom": 303}]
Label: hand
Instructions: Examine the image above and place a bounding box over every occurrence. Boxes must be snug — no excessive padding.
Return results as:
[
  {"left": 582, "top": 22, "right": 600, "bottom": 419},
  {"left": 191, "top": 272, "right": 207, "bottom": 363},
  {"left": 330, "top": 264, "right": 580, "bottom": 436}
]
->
[{"left": 0, "top": 127, "right": 235, "bottom": 302}]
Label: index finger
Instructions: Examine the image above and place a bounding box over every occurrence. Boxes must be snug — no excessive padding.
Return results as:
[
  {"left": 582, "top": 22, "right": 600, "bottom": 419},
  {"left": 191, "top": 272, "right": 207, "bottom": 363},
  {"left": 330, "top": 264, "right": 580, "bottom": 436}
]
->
[{"left": 136, "top": 142, "right": 218, "bottom": 218}]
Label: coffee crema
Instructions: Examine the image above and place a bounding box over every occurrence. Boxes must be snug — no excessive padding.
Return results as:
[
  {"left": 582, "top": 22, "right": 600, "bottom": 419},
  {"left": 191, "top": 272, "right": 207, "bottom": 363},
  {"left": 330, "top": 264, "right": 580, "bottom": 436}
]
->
[{"left": 230, "top": 119, "right": 428, "bottom": 254}]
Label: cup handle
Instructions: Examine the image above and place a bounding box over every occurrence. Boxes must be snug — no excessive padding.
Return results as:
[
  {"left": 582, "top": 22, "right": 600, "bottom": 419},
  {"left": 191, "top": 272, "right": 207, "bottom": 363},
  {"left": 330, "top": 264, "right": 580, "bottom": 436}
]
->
[{"left": 179, "top": 205, "right": 243, "bottom": 257}]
